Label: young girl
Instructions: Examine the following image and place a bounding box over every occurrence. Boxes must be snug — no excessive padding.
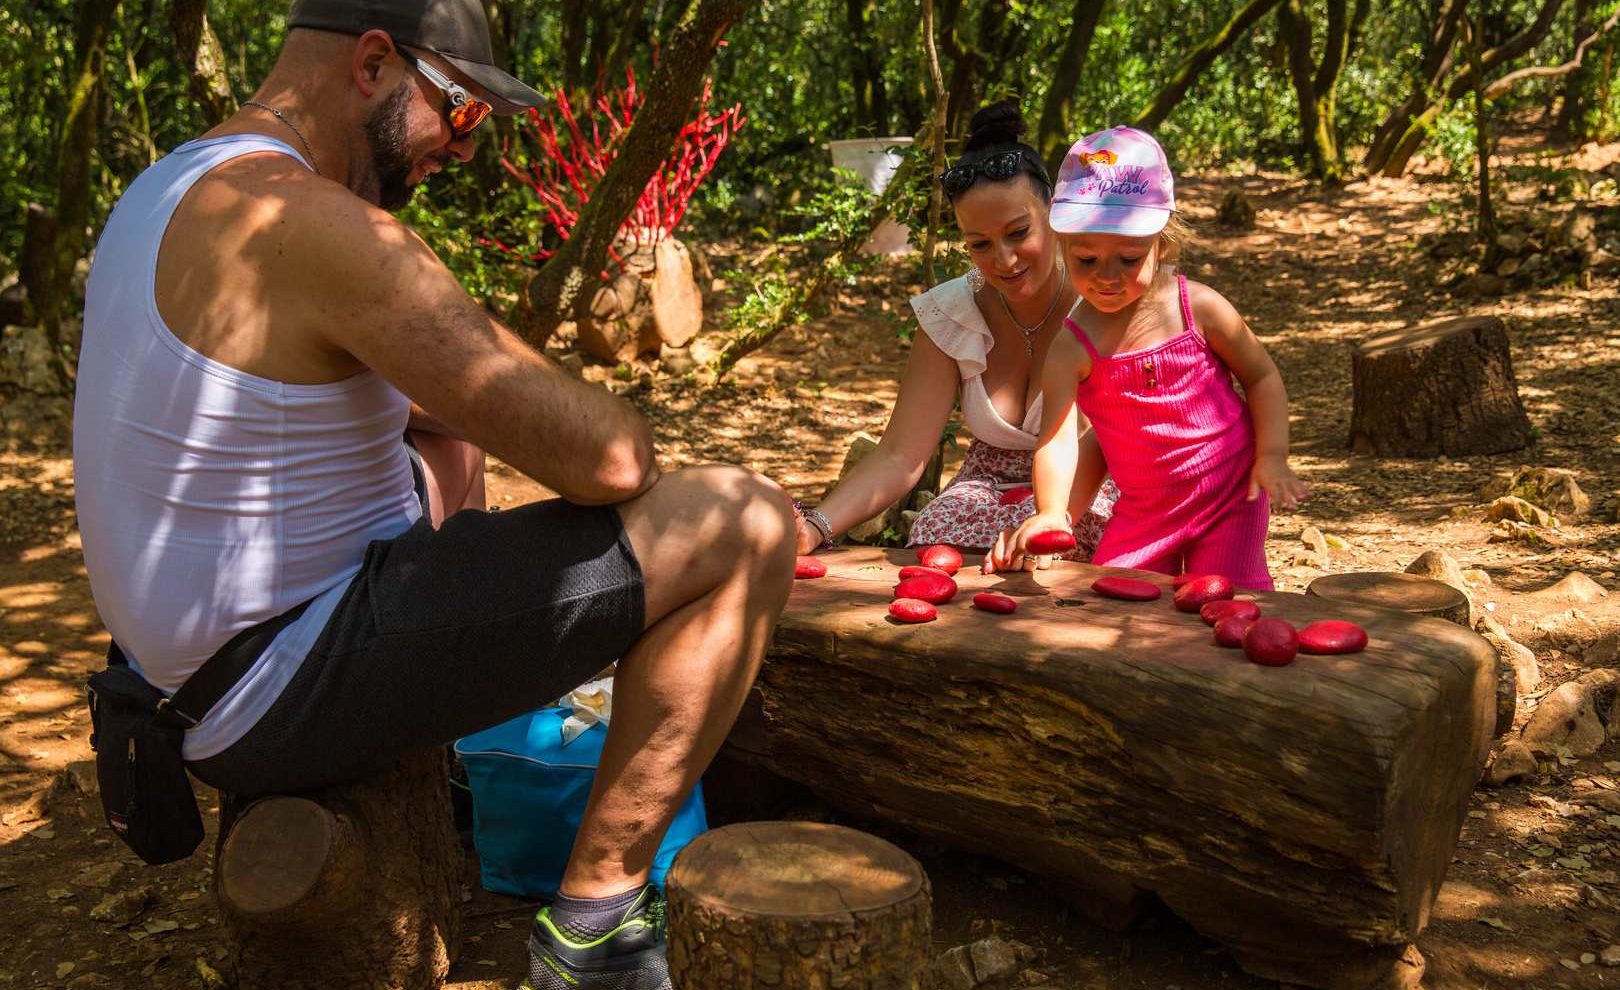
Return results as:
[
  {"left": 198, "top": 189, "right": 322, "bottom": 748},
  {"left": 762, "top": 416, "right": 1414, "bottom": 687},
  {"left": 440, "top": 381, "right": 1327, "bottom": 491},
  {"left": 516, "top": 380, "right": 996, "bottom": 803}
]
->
[{"left": 990, "top": 126, "right": 1307, "bottom": 589}]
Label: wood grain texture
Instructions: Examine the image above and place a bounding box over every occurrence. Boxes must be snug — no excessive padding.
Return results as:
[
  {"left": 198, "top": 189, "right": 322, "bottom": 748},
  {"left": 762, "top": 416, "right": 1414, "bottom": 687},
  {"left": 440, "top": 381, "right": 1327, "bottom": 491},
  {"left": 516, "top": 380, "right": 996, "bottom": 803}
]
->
[
  {"left": 1349, "top": 315, "right": 1533, "bottom": 457},
  {"left": 1308, "top": 571, "right": 1472, "bottom": 625},
  {"left": 214, "top": 749, "right": 461, "bottom": 990},
  {"left": 730, "top": 547, "right": 1496, "bottom": 990},
  {"left": 667, "top": 821, "right": 932, "bottom": 989}
]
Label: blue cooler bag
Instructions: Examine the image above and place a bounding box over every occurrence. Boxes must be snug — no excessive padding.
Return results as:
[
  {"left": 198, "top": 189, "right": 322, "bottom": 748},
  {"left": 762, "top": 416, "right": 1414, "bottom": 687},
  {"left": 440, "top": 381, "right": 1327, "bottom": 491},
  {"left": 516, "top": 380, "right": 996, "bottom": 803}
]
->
[{"left": 454, "top": 707, "right": 707, "bottom": 897}]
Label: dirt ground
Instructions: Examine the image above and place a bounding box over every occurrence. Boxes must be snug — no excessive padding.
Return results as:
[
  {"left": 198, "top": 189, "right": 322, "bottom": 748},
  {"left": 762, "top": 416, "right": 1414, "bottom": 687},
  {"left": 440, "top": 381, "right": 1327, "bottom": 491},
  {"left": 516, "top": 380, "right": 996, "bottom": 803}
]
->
[{"left": 2, "top": 135, "right": 1619, "bottom": 989}]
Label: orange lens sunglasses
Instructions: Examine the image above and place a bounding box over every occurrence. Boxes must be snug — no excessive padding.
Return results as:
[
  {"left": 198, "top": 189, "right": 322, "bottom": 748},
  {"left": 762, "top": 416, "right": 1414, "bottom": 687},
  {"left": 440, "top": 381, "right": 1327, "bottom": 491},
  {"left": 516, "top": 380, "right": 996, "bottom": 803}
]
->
[{"left": 398, "top": 48, "right": 492, "bottom": 139}]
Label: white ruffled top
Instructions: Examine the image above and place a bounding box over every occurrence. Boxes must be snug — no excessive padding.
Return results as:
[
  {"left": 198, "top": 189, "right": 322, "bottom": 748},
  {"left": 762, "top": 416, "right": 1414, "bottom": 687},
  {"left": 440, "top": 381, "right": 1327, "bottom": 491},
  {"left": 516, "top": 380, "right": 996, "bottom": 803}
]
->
[{"left": 908, "top": 275, "right": 1043, "bottom": 451}]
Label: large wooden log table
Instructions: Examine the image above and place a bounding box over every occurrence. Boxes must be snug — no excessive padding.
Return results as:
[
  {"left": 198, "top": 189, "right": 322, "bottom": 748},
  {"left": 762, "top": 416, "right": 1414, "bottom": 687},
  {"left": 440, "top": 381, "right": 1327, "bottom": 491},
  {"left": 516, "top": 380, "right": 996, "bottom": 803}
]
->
[{"left": 728, "top": 547, "right": 1496, "bottom": 990}]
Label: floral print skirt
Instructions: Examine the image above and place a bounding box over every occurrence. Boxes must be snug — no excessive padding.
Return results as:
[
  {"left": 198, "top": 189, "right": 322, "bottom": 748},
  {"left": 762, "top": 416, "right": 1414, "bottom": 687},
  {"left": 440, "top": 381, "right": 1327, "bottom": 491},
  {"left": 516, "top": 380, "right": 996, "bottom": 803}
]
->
[{"left": 905, "top": 440, "right": 1118, "bottom": 559}]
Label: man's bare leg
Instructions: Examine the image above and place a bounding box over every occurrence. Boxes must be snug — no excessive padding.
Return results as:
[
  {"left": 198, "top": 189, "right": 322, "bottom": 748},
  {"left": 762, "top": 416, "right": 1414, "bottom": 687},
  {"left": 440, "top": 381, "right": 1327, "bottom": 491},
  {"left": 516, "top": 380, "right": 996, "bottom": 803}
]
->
[
  {"left": 406, "top": 430, "right": 486, "bottom": 525},
  {"left": 559, "top": 464, "right": 796, "bottom": 897}
]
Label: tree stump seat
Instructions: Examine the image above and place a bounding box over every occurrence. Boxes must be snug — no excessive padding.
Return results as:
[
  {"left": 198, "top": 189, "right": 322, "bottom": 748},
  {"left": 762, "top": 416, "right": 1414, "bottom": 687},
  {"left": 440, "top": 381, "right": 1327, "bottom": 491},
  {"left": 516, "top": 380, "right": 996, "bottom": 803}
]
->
[
  {"left": 1306, "top": 571, "right": 1472, "bottom": 626},
  {"left": 727, "top": 547, "right": 1497, "bottom": 990},
  {"left": 213, "top": 749, "right": 462, "bottom": 990},
  {"left": 666, "top": 821, "right": 932, "bottom": 989},
  {"left": 1348, "top": 315, "right": 1534, "bottom": 457}
]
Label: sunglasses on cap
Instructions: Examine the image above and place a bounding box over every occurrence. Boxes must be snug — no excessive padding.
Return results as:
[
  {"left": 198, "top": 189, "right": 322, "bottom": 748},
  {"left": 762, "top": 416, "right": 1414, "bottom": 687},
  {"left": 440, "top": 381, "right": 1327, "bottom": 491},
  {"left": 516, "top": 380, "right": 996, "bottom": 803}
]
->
[
  {"left": 397, "top": 47, "right": 493, "bottom": 139},
  {"left": 939, "top": 149, "right": 1051, "bottom": 198}
]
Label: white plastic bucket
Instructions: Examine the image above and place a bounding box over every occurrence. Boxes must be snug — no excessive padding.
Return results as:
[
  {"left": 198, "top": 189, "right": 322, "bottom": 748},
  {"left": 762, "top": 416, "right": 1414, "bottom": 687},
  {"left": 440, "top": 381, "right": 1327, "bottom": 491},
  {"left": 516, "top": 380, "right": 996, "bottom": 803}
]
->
[{"left": 828, "top": 136, "right": 915, "bottom": 255}]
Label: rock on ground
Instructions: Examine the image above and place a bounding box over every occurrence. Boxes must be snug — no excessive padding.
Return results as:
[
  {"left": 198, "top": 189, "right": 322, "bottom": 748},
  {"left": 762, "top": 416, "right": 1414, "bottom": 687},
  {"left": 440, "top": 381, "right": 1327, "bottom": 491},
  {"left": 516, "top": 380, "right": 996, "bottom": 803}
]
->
[
  {"left": 1520, "top": 670, "right": 1620, "bottom": 757},
  {"left": 1485, "top": 740, "right": 1539, "bottom": 786}
]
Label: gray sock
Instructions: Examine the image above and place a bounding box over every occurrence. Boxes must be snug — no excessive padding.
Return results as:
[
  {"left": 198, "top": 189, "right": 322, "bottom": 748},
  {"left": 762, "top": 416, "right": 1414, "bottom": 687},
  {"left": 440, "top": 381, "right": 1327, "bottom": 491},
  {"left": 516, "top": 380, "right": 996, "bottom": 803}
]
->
[{"left": 548, "top": 884, "right": 651, "bottom": 943}]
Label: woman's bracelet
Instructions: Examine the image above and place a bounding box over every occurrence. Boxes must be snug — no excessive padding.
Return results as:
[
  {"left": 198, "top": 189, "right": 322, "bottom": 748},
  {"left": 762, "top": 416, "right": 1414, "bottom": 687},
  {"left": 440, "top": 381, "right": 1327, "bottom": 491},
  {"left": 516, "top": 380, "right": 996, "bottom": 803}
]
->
[{"left": 793, "top": 501, "right": 837, "bottom": 551}]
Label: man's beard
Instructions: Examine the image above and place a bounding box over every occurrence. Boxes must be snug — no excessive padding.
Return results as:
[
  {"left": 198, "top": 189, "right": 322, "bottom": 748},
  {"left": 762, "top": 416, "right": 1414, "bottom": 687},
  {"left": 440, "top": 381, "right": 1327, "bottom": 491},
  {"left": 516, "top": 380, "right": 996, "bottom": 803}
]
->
[{"left": 362, "top": 81, "right": 417, "bottom": 211}]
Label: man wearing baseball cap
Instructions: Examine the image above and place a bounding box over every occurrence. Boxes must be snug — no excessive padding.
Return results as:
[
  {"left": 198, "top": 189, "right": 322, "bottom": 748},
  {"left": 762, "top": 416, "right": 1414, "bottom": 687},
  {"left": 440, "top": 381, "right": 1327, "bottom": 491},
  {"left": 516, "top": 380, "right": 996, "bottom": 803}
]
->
[{"left": 72, "top": 3, "right": 794, "bottom": 988}]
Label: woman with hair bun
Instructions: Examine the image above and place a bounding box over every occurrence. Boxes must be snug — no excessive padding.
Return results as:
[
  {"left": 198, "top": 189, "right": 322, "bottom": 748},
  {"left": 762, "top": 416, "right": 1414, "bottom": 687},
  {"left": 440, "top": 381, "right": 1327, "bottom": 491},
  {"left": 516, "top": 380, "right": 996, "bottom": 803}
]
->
[{"left": 794, "top": 99, "right": 1117, "bottom": 563}]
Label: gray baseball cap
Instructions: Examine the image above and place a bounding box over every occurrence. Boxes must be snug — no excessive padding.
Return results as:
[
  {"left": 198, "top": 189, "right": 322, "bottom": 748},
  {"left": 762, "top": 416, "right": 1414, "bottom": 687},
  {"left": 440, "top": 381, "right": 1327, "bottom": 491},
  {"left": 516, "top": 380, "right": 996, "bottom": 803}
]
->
[{"left": 288, "top": 0, "right": 544, "bottom": 113}]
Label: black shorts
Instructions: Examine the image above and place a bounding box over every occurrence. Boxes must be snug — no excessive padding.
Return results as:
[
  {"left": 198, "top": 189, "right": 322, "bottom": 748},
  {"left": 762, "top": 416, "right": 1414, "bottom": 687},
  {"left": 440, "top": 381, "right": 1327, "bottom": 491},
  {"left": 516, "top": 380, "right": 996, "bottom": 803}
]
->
[{"left": 188, "top": 499, "right": 645, "bottom": 797}]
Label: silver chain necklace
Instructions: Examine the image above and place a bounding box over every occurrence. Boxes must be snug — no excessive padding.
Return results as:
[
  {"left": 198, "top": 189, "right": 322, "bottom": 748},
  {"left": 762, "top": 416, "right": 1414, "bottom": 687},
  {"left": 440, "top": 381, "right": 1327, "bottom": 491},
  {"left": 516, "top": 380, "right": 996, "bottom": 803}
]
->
[
  {"left": 243, "top": 100, "right": 321, "bottom": 177},
  {"left": 997, "top": 266, "right": 1068, "bottom": 357}
]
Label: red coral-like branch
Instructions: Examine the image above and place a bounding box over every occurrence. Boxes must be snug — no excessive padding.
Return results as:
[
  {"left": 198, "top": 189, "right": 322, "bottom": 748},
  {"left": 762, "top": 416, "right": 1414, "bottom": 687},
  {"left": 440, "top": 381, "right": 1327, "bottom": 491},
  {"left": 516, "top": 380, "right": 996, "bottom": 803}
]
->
[{"left": 494, "top": 67, "right": 743, "bottom": 271}]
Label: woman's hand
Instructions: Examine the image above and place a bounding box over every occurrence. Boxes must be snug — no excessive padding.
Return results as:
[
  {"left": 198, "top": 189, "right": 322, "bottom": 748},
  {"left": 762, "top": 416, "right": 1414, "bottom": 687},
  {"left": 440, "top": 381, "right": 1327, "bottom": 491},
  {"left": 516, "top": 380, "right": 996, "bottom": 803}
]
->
[
  {"left": 1248, "top": 454, "right": 1310, "bottom": 511},
  {"left": 795, "top": 516, "right": 825, "bottom": 555},
  {"left": 984, "top": 510, "right": 1070, "bottom": 574}
]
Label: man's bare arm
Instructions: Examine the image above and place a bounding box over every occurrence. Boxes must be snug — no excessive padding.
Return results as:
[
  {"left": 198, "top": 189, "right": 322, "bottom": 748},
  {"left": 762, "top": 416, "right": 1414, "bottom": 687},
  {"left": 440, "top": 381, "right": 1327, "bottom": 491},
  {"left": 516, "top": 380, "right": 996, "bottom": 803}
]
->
[{"left": 287, "top": 187, "right": 657, "bottom": 504}]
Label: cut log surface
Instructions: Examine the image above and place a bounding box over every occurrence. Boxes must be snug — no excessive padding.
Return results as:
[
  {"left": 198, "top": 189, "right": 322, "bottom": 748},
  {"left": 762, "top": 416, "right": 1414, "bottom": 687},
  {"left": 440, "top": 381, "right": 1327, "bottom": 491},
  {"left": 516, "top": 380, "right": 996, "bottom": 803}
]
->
[
  {"left": 731, "top": 548, "right": 1497, "bottom": 990},
  {"left": 1349, "top": 315, "right": 1534, "bottom": 457},
  {"left": 215, "top": 749, "right": 461, "bottom": 990},
  {"left": 1307, "top": 572, "right": 1472, "bottom": 626},
  {"left": 667, "top": 821, "right": 931, "bottom": 990}
]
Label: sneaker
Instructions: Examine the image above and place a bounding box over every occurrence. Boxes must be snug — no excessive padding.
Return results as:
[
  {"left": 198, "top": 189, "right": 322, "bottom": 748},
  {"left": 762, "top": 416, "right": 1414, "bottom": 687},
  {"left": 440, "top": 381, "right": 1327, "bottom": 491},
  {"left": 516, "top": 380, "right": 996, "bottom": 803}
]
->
[{"left": 521, "top": 886, "right": 671, "bottom": 990}]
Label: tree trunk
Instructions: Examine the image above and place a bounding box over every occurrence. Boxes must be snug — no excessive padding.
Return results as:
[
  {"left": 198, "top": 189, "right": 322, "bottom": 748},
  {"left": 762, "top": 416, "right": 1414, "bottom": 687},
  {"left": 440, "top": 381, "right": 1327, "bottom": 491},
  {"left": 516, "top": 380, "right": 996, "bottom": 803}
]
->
[
  {"left": 1278, "top": 0, "right": 1322, "bottom": 173},
  {"left": 35, "top": 0, "right": 120, "bottom": 390},
  {"left": 1349, "top": 316, "right": 1534, "bottom": 458},
  {"left": 1036, "top": 0, "right": 1108, "bottom": 171},
  {"left": 920, "top": 0, "right": 948, "bottom": 285},
  {"left": 1555, "top": 0, "right": 1593, "bottom": 134},
  {"left": 1372, "top": 0, "right": 1568, "bottom": 176},
  {"left": 732, "top": 546, "right": 1496, "bottom": 990},
  {"left": 521, "top": 0, "right": 754, "bottom": 348},
  {"left": 1464, "top": 14, "right": 1499, "bottom": 271},
  {"left": 170, "top": 0, "right": 237, "bottom": 126},
  {"left": 1364, "top": 0, "right": 1467, "bottom": 174},
  {"left": 1131, "top": 0, "right": 1287, "bottom": 130},
  {"left": 666, "top": 822, "right": 932, "bottom": 989},
  {"left": 560, "top": 1, "right": 590, "bottom": 94},
  {"left": 846, "top": 0, "right": 888, "bottom": 133},
  {"left": 215, "top": 750, "right": 462, "bottom": 990}
]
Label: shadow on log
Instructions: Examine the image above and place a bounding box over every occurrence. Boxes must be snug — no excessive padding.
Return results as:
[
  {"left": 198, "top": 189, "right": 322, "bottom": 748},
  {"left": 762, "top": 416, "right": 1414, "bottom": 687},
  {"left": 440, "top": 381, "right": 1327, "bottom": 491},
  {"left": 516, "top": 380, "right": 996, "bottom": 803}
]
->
[{"left": 214, "top": 749, "right": 461, "bottom": 989}]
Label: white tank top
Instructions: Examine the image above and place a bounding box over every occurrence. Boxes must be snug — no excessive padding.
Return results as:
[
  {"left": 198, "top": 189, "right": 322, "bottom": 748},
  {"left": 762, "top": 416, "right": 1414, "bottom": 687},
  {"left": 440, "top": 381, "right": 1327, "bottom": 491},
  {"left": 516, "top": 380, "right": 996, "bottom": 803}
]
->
[{"left": 74, "top": 135, "right": 423, "bottom": 759}]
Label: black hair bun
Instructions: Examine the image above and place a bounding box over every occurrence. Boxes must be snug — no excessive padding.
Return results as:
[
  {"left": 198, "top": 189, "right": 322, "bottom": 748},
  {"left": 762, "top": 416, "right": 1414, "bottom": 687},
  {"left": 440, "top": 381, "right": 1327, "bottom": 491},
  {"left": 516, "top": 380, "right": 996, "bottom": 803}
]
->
[{"left": 964, "top": 99, "right": 1026, "bottom": 152}]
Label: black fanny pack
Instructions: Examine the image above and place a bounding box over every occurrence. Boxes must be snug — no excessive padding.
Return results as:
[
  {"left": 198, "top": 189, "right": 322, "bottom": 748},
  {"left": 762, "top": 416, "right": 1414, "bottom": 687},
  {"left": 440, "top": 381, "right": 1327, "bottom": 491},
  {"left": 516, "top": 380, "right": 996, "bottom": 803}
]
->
[{"left": 86, "top": 600, "right": 311, "bottom": 865}]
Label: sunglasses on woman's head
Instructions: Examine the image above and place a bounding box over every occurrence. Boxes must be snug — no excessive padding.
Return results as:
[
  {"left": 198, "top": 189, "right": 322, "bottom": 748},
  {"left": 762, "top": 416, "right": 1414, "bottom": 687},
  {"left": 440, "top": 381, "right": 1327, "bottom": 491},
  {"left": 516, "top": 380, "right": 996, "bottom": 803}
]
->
[
  {"left": 939, "top": 150, "right": 1049, "bottom": 197},
  {"left": 397, "top": 48, "right": 492, "bottom": 140}
]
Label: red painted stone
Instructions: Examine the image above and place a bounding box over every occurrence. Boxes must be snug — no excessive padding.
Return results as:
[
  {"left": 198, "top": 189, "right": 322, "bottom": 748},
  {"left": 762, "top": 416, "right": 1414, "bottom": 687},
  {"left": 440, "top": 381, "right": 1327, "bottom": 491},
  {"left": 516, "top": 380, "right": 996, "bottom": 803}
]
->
[
  {"left": 1298, "top": 620, "right": 1369, "bottom": 655},
  {"left": 916, "top": 544, "right": 963, "bottom": 575},
  {"left": 794, "top": 556, "right": 827, "bottom": 579},
  {"left": 1200, "top": 599, "right": 1261, "bottom": 626},
  {"left": 972, "top": 592, "right": 1018, "bottom": 614},
  {"left": 888, "top": 598, "right": 937, "bottom": 623},
  {"left": 894, "top": 573, "right": 958, "bottom": 605},
  {"left": 1091, "top": 576, "right": 1163, "bottom": 601},
  {"left": 1243, "top": 618, "right": 1300, "bottom": 666}
]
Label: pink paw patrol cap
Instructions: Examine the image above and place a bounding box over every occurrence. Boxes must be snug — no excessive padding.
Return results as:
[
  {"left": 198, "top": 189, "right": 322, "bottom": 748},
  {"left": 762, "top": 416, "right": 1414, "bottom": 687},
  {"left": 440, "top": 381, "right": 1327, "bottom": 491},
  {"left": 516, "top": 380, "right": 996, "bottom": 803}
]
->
[{"left": 1050, "top": 126, "right": 1175, "bottom": 237}]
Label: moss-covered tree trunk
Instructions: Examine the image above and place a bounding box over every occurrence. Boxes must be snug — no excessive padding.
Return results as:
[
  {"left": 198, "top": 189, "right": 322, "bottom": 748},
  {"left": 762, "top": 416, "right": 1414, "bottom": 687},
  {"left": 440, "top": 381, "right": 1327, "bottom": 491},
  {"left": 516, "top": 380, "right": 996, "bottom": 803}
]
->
[
  {"left": 1279, "top": 0, "right": 1366, "bottom": 183},
  {"left": 1367, "top": 0, "right": 1568, "bottom": 176},
  {"left": 1131, "top": 0, "right": 1286, "bottom": 131},
  {"left": 519, "top": 0, "right": 754, "bottom": 348},
  {"left": 1036, "top": 0, "right": 1107, "bottom": 171},
  {"left": 170, "top": 0, "right": 237, "bottom": 126},
  {"left": 1364, "top": 0, "right": 1466, "bottom": 175},
  {"left": 33, "top": 0, "right": 120, "bottom": 390}
]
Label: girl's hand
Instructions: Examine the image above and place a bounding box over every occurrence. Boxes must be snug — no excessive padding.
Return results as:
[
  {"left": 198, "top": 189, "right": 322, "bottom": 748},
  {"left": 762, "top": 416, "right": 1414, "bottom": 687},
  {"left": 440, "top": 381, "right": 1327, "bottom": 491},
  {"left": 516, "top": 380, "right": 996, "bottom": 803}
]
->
[
  {"left": 984, "top": 511, "right": 1070, "bottom": 574},
  {"left": 1248, "top": 455, "right": 1310, "bottom": 511}
]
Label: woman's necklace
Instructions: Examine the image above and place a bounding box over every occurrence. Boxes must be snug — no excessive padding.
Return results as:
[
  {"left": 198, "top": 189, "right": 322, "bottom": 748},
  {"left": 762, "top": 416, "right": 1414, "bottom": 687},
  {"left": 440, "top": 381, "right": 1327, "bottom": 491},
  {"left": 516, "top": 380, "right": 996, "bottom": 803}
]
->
[{"left": 997, "top": 265, "right": 1068, "bottom": 357}]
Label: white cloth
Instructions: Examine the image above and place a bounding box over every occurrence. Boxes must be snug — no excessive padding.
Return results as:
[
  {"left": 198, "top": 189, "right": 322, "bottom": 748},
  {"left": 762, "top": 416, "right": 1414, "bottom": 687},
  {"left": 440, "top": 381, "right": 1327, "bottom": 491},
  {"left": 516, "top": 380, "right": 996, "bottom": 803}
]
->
[
  {"left": 74, "top": 134, "right": 423, "bottom": 759},
  {"left": 909, "top": 276, "right": 1043, "bottom": 451}
]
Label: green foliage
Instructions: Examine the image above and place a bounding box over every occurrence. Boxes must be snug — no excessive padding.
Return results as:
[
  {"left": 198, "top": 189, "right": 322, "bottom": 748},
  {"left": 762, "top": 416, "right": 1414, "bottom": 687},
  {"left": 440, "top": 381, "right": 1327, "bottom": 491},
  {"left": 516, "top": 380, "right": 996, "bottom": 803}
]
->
[{"left": 718, "top": 168, "right": 881, "bottom": 335}]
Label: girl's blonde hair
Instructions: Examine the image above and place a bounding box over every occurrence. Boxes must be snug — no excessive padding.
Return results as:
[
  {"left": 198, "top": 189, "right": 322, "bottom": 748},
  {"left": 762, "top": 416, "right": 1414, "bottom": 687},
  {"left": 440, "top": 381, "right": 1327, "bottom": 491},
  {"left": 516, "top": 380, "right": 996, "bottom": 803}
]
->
[{"left": 1157, "top": 211, "right": 1192, "bottom": 265}]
